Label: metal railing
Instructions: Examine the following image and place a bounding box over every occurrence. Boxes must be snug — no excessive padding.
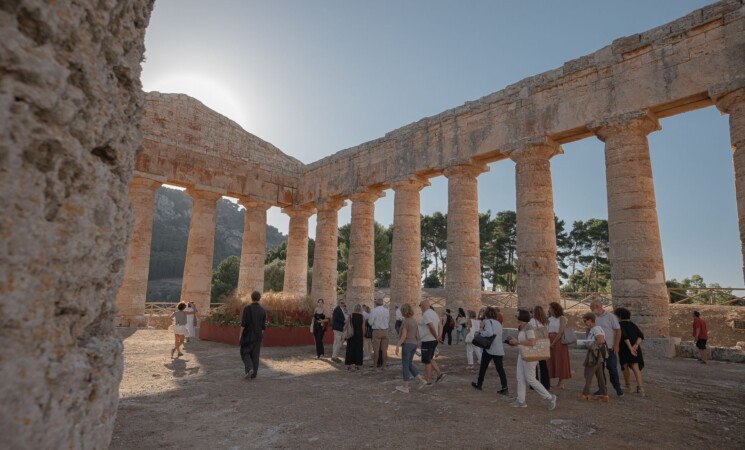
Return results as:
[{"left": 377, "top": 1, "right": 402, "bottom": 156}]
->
[
  {"left": 144, "top": 302, "right": 224, "bottom": 316},
  {"left": 668, "top": 288, "right": 745, "bottom": 306}
]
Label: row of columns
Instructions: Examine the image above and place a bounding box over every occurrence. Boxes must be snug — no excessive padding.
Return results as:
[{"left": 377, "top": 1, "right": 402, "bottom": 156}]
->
[{"left": 117, "top": 87, "right": 745, "bottom": 338}]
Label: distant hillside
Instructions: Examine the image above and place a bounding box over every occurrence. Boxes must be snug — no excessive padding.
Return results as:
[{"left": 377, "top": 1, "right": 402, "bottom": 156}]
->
[{"left": 147, "top": 187, "right": 287, "bottom": 282}]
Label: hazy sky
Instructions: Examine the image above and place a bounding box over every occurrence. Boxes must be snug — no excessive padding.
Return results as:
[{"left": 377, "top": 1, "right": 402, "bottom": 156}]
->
[{"left": 141, "top": 0, "right": 741, "bottom": 288}]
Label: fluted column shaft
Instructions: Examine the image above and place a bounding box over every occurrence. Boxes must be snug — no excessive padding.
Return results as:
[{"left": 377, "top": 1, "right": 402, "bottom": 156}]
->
[
  {"left": 237, "top": 200, "right": 271, "bottom": 298},
  {"left": 391, "top": 178, "right": 429, "bottom": 314},
  {"left": 347, "top": 189, "right": 384, "bottom": 306},
  {"left": 181, "top": 189, "right": 222, "bottom": 315},
  {"left": 283, "top": 207, "right": 316, "bottom": 297},
  {"left": 116, "top": 176, "right": 162, "bottom": 326},
  {"left": 508, "top": 141, "right": 562, "bottom": 310},
  {"left": 444, "top": 163, "right": 488, "bottom": 311},
  {"left": 713, "top": 87, "right": 745, "bottom": 283},
  {"left": 310, "top": 200, "right": 345, "bottom": 306},
  {"left": 591, "top": 113, "right": 668, "bottom": 337}
]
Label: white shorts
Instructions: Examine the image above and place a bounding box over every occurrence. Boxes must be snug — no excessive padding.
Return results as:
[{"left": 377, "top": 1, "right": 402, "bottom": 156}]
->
[{"left": 174, "top": 325, "right": 188, "bottom": 336}]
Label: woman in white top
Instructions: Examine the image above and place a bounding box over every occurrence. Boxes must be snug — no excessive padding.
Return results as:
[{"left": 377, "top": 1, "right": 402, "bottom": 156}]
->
[
  {"left": 578, "top": 312, "right": 609, "bottom": 402},
  {"left": 471, "top": 307, "right": 508, "bottom": 394},
  {"left": 464, "top": 310, "right": 482, "bottom": 371},
  {"left": 508, "top": 309, "right": 557, "bottom": 410},
  {"left": 185, "top": 302, "right": 197, "bottom": 342},
  {"left": 547, "top": 302, "right": 571, "bottom": 388},
  {"left": 529, "top": 305, "right": 551, "bottom": 391}
]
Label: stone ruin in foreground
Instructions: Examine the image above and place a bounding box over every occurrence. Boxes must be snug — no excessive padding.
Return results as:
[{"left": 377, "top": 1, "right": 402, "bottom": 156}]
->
[{"left": 1, "top": 0, "right": 744, "bottom": 448}]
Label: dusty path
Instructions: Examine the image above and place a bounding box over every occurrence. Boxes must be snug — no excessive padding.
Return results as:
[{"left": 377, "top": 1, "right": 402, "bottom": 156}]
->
[{"left": 112, "top": 329, "right": 744, "bottom": 449}]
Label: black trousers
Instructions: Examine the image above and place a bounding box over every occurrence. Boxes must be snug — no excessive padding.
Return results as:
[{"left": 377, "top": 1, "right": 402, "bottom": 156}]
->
[
  {"left": 240, "top": 340, "right": 262, "bottom": 376},
  {"left": 313, "top": 326, "right": 325, "bottom": 357},
  {"left": 477, "top": 353, "right": 507, "bottom": 390},
  {"left": 536, "top": 359, "right": 551, "bottom": 390},
  {"left": 442, "top": 327, "right": 453, "bottom": 345}
]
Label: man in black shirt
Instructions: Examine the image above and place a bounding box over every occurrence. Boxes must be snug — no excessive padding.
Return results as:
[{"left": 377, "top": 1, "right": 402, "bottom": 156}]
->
[{"left": 240, "top": 291, "right": 266, "bottom": 379}]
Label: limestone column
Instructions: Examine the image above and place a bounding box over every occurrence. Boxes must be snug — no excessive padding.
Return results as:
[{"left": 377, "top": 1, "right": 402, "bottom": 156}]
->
[
  {"left": 443, "top": 163, "right": 489, "bottom": 311},
  {"left": 390, "top": 177, "right": 430, "bottom": 313},
  {"left": 712, "top": 86, "right": 745, "bottom": 284},
  {"left": 590, "top": 112, "right": 669, "bottom": 338},
  {"left": 310, "top": 199, "right": 346, "bottom": 306},
  {"left": 506, "top": 139, "right": 562, "bottom": 311},
  {"left": 237, "top": 199, "right": 271, "bottom": 299},
  {"left": 115, "top": 176, "right": 162, "bottom": 326},
  {"left": 282, "top": 206, "right": 316, "bottom": 297},
  {"left": 346, "top": 189, "right": 385, "bottom": 306},
  {"left": 180, "top": 188, "right": 222, "bottom": 315}
]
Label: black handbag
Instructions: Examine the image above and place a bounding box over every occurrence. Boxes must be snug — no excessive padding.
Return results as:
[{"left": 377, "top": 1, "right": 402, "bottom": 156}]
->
[
  {"left": 472, "top": 332, "right": 496, "bottom": 349},
  {"left": 365, "top": 322, "right": 373, "bottom": 339}
]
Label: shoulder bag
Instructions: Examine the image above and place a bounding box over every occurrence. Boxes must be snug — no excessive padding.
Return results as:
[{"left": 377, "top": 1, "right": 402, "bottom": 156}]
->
[
  {"left": 472, "top": 320, "right": 497, "bottom": 349},
  {"left": 518, "top": 324, "right": 551, "bottom": 362},
  {"left": 560, "top": 316, "right": 577, "bottom": 345},
  {"left": 343, "top": 319, "right": 354, "bottom": 340}
]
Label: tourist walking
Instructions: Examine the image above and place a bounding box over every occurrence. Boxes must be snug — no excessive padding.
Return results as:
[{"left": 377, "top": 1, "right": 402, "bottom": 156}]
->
[
  {"left": 614, "top": 307, "right": 645, "bottom": 396},
  {"left": 344, "top": 304, "right": 365, "bottom": 370},
  {"left": 591, "top": 300, "right": 623, "bottom": 396},
  {"left": 394, "top": 303, "right": 426, "bottom": 393},
  {"left": 692, "top": 311, "right": 708, "bottom": 364},
  {"left": 418, "top": 299, "right": 444, "bottom": 385},
  {"left": 184, "top": 302, "right": 197, "bottom": 342},
  {"left": 240, "top": 291, "right": 267, "bottom": 380},
  {"left": 394, "top": 305, "right": 403, "bottom": 336},
  {"left": 370, "top": 298, "right": 390, "bottom": 368},
  {"left": 507, "top": 310, "right": 557, "bottom": 410},
  {"left": 529, "top": 305, "right": 551, "bottom": 391},
  {"left": 547, "top": 302, "right": 571, "bottom": 389},
  {"left": 362, "top": 304, "right": 373, "bottom": 361},
  {"left": 471, "top": 307, "right": 508, "bottom": 394},
  {"left": 578, "top": 312, "right": 609, "bottom": 402},
  {"left": 331, "top": 299, "right": 347, "bottom": 363},
  {"left": 441, "top": 309, "right": 455, "bottom": 345},
  {"left": 455, "top": 308, "right": 467, "bottom": 344},
  {"left": 169, "top": 302, "right": 194, "bottom": 358},
  {"left": 312, "top": 299, "right": 328, "bottom": 359},
  {"left": 465, "top": 310, "right": 483, "bottom": 371}
]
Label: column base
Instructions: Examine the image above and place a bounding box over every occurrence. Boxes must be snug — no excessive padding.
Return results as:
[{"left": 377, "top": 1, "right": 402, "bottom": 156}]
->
[{"left": 644, "top": 337, "right": 680, "bottom": 358}]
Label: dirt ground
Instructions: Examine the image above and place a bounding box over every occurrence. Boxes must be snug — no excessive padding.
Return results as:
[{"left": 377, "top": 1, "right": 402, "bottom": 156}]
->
[{"left": 111, "top": 329, "right": 745, "bottom": 449}]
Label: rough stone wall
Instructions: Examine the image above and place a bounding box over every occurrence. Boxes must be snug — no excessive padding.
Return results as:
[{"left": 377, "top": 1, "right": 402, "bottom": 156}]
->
[{"left": 0, "top": 1, "right": 153, "bottom": 448}]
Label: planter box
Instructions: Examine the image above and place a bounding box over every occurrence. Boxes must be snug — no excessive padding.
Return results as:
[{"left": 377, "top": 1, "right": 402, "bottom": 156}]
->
[{"left": 199, "top": 322, "right": 333, "bottom": 347}]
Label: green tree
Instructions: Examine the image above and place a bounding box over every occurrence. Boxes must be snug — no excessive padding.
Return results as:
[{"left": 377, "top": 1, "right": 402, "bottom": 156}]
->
[
  {"left": 264, "top": 259, "right": 285, "bottom": 292},
  {"left": 374, "top": 223, "right": 393, "bottom": 287},
  {"left": 210, "top": 255, "right": 240, "bottom": 302}
]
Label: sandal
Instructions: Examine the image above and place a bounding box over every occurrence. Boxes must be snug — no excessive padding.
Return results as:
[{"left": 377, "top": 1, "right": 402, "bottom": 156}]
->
[{"left": 576, "top": 394, "right": 592, "bottom": 401}]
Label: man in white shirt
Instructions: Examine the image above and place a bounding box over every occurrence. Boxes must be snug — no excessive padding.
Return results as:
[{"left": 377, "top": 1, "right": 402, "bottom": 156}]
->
[
  {"left": 370, "top": 298, "right": 390, "bottom": 368},
  {"left": 591, "top": 300, "right": 623, "bottom": 396},
  {"left": 418, "top": 299, "right": 445, "bottom": 385}
]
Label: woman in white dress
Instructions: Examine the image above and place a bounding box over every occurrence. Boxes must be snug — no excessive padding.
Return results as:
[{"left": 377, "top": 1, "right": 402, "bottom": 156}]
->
[
  {"left": 185, "top": 302, "right": 197, "bottom": 342},
  {"left": 464, "top": 309, "right": 483, "bottom": 371}
]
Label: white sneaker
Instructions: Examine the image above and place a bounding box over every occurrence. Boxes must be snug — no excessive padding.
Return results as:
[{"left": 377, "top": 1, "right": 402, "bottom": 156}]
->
[
  {"left": 509, "top": 400, "right": 527, "bottom": 408},
  {"left": 395, "top": 386, "right": 410, "bottom": 394},
  {"left": 547, "top": 394, "right": 557, "bottom": 411}
]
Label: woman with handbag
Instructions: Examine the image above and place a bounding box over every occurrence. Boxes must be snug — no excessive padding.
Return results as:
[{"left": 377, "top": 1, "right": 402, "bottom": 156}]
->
[
  {"left": 507, "top": 309, "right": 557, "bottom": 410},
  {"left": 529, "top": 305, "right": 551, "bottom": 391},
  {"left": 547, "top": 302, "right": 572, "bottom": 389},
  {"left": 394, "top": 303, "right": 427, "bottom": 393},
  {"left": 312, "top": 299, "right": 328, "bottom": 359},
  {"left": 578, "top": 312, "right": 609, "bottom": 402},
  {"left": 343, "top": 304, "right": 365, "bottom": 371},
  {"left": 464, "top": 310, "right": 482, "bottom": 371},
  {"left": 471, "top": 307, "right": 508, "bottom": 394}
]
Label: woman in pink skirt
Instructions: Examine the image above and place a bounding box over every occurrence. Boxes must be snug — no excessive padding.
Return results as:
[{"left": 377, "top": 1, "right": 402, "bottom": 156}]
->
[{"left": 547, "top": 302, "right": 571, "bottom": 389}]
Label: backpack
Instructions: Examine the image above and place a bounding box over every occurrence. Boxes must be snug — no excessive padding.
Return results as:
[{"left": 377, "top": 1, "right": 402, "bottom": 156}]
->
[{"left": 446, "top": 314, "right": 455, "bottom": 329}]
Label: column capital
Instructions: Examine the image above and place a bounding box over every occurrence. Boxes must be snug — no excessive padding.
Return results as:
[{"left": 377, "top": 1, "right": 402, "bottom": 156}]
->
[
  {"left": 589, "top": 111, "right": 660, "bottom": 142},
  {"left": 315, "top": 198, "right": 347, "bottom": 212},
  {"left": 185, "top": 188, "right": 223, "bottom": 201},
  {"left": 503, "top": 137, "right": 563, "bottom": 163},
  {"left": 349, "top": 187, "right": 385, "bottom": 203},
  {"left": 391, "top": 175, "right": 430, "bottom": 192},
  {"left": 282, "top": 205, "right": 316, "bottom": 219},
  {"left": 442, "top": 162, "right": 489, "bottom": 179},
  {"left": 237, "top": 197, "right": 272, "bottom": 211},
  {"left": 711, "top": 85, "right": 745, "bottom": 115}
]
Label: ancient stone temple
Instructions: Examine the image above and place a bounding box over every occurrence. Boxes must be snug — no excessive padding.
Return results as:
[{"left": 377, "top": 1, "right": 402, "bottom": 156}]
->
[{"left": 2, "top": 0, "right": 745, "bottom": 447}]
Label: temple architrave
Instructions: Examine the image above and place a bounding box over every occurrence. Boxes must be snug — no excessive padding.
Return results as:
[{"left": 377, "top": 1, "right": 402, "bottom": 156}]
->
[{"left": 2, "top": 2, "right": 743, "bottom": 446}]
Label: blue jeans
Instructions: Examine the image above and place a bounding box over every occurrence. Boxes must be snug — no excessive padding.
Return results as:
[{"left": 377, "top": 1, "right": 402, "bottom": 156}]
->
[
  {"left": 605, "top": 349, "right": 623, "bottom": 394},
  {"left": 401, "top": 343, "right": 419, "bottom": 381},
  {"left": 455, "top": 326, "right": 465, "bottom": 344}
]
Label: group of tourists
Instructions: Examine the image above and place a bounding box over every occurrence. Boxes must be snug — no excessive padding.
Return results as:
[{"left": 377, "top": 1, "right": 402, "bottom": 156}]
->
[{"left": 169, "top": 291, "right": 711, "bottom": 408}]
